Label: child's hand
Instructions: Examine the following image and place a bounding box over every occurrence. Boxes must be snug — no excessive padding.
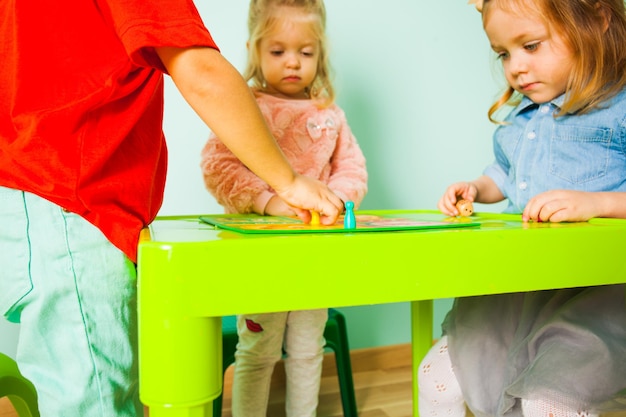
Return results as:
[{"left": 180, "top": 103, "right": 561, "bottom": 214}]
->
[
  {"left": 264, "top": 196, "right": 296, "bottom": 216},
  {"left": 438, "top": 182, "right": 478, "bottom": 216},
  {"left": 273, "top": 174, "right": 342, "bottom": 224},
  {"left": 522, "top": 190, "right": 601, "bottom": 223}
]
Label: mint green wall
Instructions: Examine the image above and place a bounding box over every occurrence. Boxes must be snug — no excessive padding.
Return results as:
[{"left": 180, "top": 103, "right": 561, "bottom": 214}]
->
[
  {"left": 0, "top": 2, "right": 507, "bottom": 357},
  {"left": 157, "top": 1, "right": 506, "bottom": 350}
]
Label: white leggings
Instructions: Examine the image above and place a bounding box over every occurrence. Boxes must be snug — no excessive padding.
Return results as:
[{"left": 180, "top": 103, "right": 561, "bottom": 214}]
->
[
  {"left": 417, "top": 336, "right": 599, "bottom": 417},
  {"left": 232, "top": 309, "right": 328, "bottom": 417}
]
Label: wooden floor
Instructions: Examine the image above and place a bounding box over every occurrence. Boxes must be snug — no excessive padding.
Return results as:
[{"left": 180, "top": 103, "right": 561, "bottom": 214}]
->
[
  {"left": 224, "top": 343, "right": 415, "bottom": 417},
  {"left": 2, "top": 343, "right": 626, "bottom": 417}
]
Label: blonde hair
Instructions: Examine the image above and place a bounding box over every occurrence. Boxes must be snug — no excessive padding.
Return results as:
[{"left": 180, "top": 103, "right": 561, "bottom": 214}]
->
[
  {"left": 245, "top": 0, "right": 335, "bottom": 107},
  {"left": 483, "top": 0, "right": 626, "bottom": 123}
]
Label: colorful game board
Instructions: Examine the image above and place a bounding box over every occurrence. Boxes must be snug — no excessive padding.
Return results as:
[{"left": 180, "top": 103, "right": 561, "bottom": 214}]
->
[{"left": 199, "top": 212, "right": 479, "bottom": 234}]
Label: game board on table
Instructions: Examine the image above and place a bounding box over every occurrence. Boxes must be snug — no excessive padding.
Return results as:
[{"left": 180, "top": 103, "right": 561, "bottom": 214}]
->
[{"left": 199, "top": 211, "right": 479, "bottom": 234}]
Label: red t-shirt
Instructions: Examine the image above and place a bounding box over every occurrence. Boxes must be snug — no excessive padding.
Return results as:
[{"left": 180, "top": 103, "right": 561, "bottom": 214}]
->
[{"left": 0, "top": 0, "right": 218, "bottom": 261}]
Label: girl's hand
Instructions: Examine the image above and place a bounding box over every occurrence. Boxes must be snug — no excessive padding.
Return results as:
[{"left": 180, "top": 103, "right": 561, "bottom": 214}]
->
[
  {"left": 522, "top": 190, "right": 601, "bottom": 223},
  {"left": 274, "top": 174, "right": 342, "bottom": 225},
  {"left": 437, "top": 182, "right": 478, "bottom": 216},
  {"left": 264, "top": 196, "right": 296, "bottom": 217}
]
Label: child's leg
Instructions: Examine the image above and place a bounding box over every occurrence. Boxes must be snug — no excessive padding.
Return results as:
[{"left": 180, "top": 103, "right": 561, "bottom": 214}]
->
[
  {"left": 232, "top": 312, "right": 288, "bottom": 417},
  {"left": 283, "top": 308, "right": 328, "bottom": 417},
  {"left": 522, "top": 398, "right": 599, "bottom": 417},
  {"left": 418, "top": 336, "right": 466, "bottom": 417},
  {"left": 0, "top": 188, "right": 142, "bottom": 417}
]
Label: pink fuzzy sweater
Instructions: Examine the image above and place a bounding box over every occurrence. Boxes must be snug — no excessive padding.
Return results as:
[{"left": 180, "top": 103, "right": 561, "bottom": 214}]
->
[{"left": 201, "top": 91, "right": 368, "bottom": 214}]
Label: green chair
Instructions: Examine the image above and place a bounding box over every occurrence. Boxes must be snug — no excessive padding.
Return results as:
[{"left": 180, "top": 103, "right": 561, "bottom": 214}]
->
[
  {"left": 214, "top": 308, "right": 358, "bottom": 417},
  {"left": 0, "top": 352, "right": 40, "bottom": 417}
]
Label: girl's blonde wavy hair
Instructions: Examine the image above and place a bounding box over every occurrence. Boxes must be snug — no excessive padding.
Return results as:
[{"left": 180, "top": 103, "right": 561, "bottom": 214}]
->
[
  {"left": 245, "top": 0, "right": 335, "bottom": 107},
  {"left": 481, "top": 0, "right": 626, "bottom": 123}
]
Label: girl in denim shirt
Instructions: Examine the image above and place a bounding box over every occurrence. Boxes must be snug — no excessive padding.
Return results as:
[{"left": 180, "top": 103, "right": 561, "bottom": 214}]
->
[{"left": 419, "top": 1, "right": 626, "bottom": 417}]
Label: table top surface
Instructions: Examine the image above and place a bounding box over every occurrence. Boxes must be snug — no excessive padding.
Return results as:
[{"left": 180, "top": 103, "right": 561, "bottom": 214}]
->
[{"left": 138, "top": 210, "right": 626, "bottom": 317}]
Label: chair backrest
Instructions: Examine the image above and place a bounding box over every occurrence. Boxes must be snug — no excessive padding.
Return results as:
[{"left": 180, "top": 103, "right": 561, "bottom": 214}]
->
[{"left": 0, "top": 352, "right": 40, "bottom": 417}]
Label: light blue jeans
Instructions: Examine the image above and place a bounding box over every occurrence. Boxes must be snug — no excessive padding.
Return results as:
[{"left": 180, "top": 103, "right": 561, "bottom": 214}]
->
[{"left": 0, "top": 187, "right": 142, "bottom": 416}]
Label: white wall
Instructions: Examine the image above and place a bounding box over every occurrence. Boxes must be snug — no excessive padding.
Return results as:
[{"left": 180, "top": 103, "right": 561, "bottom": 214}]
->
[
  {"left": 160, "top": 2, "right": 503, "bottom": 216},
  {"left": 159, "top": 1, "right": 504, "bottom": 349},
  {"left": 0, "top": 321, "right": 19, "bottom": 359},
  {"left": 1, "top": 1, "right": 506, "bottom": 357}
]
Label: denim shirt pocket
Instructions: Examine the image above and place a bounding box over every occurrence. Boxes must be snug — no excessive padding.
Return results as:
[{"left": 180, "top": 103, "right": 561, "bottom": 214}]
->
[{"left": 549, "top": 125, "right": 612, "bottom": 184}]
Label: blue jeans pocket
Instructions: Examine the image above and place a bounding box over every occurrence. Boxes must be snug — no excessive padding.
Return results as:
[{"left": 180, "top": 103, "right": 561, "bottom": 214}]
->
[{"left": 0, "top": 187, "right": 34, "bottom": 322}]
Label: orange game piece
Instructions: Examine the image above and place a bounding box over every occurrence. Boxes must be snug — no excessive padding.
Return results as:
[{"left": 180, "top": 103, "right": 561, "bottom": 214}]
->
[
  {"left": 456, "top": 199, "right": 474, "bottom": 217},
  {"left": 310, "top": 210, "right": 320, "bottom": 225}
]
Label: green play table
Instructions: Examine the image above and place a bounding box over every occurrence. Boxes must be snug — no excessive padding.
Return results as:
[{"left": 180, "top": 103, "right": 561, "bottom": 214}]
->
[{"left": 137, "top": 210, "right": 626, "bottom": 417}]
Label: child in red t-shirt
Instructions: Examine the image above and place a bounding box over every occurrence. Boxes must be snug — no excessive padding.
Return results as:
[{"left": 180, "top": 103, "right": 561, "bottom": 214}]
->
[{"left": 0, "top": 1, "right": 342, "bottom": 416}]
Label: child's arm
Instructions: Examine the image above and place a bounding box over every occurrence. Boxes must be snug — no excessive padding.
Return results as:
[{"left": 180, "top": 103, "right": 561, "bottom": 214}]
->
[
  {"left": 263, "top": 196, "right": 296, "bottom": 216},
  {"left": 156, "top": 46, "right": 341, "bottom": 223},
  {"left": 326, "top": 110, "right": 368, "bottom": 208},
  {"left": 200, "top": 135, "right": 271, "bottom": 214},
  {"left": 522, "top": 190, "right": 626, "bottom": 222},
  {"left": 201, "top": 136, "right": 298, "bottom": 216},
  {"left": 438, "top": 175, "right": 505, "bottom": 216}
]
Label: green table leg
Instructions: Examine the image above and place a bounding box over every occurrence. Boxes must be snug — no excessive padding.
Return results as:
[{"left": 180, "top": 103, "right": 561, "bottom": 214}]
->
[
  {"left": 148, "top": 403, "right": 213, "bottom": 417},
  {"left": 139, "top": 314, "right": 221, "bottom": 417},
  {"left": 138, "top": 248, "right": 223, "bottom": 417},
  {"left": 411, "top": 300, "right": 433, "bottom": 417}
]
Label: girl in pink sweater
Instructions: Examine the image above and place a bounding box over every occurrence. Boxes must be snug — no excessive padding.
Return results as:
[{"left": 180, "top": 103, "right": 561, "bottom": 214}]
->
[{"left": 201, "top": 1, "right": 367, "bottom": 416}]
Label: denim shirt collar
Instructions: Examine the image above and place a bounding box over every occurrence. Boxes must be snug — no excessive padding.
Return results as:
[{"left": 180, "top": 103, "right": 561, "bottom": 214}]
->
[{"left": 512, "top": 94, "right": 566, "bottom": 117}]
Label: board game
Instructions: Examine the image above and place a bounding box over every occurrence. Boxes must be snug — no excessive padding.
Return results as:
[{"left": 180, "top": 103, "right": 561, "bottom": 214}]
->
[{"left": 199, "top": 211, "right": 479, "bottom": 234}]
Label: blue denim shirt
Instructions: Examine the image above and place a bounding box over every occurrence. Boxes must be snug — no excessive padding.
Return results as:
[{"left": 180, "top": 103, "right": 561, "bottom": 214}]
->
[{"left": 483, "top": 88, "right": 626, "bottom": 213}]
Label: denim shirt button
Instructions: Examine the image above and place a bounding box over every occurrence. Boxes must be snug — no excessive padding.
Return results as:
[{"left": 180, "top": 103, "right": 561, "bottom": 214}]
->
[
  {"left": 527, "top": 131, "right": 536, "bottom": 140},
  {"left": 541, "top": 105, "right": 550, "bottom": 114},
  {"left": 519, "top": 181, "right": 528, "bottom": 190}
]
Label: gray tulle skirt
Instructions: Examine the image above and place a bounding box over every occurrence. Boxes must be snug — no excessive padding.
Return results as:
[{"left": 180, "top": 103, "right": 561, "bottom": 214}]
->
[{"left": 442, "top": 284, "right": 626, "bottom": 417}]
